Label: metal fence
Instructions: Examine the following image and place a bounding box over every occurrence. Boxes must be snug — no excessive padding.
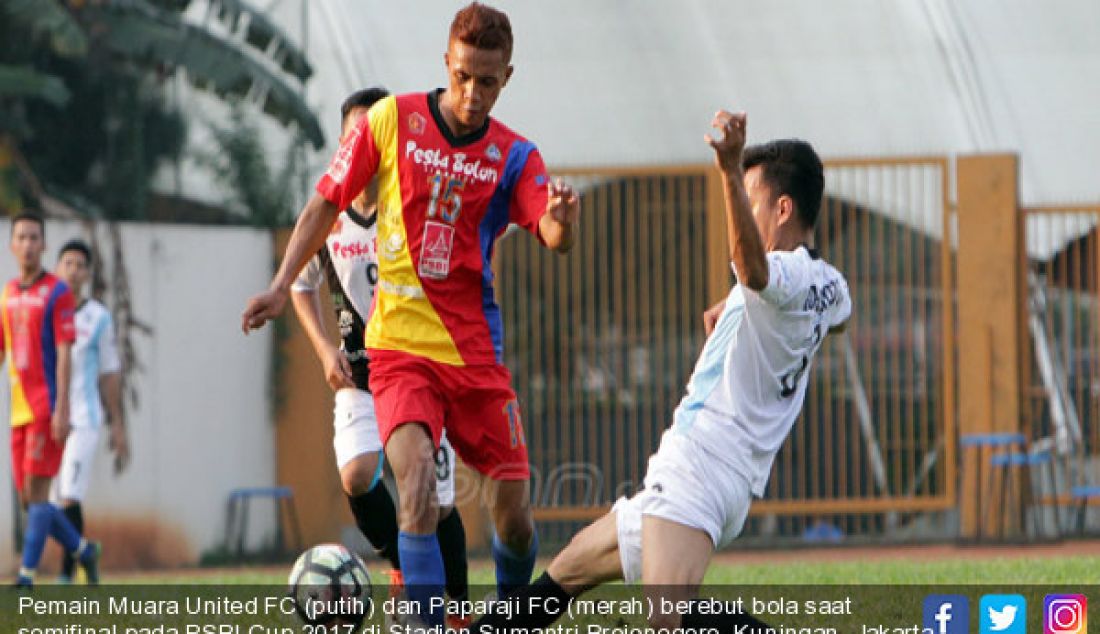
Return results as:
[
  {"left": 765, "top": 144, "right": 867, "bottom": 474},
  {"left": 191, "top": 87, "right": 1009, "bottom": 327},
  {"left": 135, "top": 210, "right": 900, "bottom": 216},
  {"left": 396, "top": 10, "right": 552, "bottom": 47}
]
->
[
  {"left": 495, "top": 158, "right": 957, "bottom": 544},
  {"left": 1021, "top": 206, "right": 1100, "bottom": 484},
  {"left": 496, "top": 168, "right": 712, "bottom": 542}
]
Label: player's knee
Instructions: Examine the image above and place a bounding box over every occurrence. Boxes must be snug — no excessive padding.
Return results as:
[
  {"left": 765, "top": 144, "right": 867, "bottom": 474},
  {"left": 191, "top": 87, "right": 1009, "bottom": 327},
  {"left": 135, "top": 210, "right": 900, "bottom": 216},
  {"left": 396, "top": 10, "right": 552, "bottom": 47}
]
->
[
  {"left": 547, "top": 528, "right": 600, "bottom": 588},
  {"left": 546, "top": 543, "right": 585, "bottom": 587},
  {"left": 387, "top": 428, "right": 435, "bottom": 482},
  {"left": 496, "top": 513, "right": 534, "bottom": 553},
  {"left": 396, "top": 458, "right": 438, "bottom": 531},
  {"left": 340, "top": 458, "right": 379, "bottom": 497}
]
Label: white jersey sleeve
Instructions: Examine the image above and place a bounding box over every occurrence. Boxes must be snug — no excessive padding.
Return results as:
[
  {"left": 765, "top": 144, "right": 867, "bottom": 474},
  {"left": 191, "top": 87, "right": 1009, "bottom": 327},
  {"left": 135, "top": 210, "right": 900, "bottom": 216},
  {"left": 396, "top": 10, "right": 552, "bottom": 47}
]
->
[
  {"left": 830, "top": 276, "right": 853, "bottom": 328},
  {"left": 674, "top": 246, "right": 851, "bottom": 497},
  {"left": 735, "top": 250, "right": 812, "bottom": 306},
  {"left": 291, "top": 252, "right": 324, "bottom": 293},
  {"left": 97, "top": 311, "right": 121, "bottom": 374}
]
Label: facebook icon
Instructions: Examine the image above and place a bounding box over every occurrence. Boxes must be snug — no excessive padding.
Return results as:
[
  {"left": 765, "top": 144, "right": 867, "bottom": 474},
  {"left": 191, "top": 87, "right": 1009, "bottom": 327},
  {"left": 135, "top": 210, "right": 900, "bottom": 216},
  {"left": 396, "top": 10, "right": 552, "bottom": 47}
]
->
[{"left": 923, "top": 595, "right": 970, "bottom": 634}]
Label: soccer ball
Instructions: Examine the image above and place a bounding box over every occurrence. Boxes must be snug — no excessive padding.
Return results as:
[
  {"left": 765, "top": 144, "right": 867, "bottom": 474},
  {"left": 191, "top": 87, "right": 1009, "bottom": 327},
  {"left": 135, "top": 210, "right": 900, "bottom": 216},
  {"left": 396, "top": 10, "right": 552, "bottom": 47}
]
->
[{"left": 287, "top": 543, "right": 372, "bottom": 627}]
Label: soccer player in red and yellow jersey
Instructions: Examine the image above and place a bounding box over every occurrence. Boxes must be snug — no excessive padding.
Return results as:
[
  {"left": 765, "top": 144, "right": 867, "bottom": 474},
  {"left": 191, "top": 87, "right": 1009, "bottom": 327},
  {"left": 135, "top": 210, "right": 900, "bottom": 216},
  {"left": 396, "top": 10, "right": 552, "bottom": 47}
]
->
[
  {"left": 2, "top": 212, "right": 100, "bottom": 587},
  {"left": 243, "top": 3, "right": 579, "bottom": 624}
]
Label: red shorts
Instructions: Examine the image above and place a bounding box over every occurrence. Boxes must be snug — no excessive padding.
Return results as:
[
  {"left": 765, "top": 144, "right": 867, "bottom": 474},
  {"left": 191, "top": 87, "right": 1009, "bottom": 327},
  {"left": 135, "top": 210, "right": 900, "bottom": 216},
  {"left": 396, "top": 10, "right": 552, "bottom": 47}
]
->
[
  {"left": 10, "top": 420, "right": 64, "bottom": 493},
  {"left": 370, "top": 349, "right": 529, "bottom": 480}
]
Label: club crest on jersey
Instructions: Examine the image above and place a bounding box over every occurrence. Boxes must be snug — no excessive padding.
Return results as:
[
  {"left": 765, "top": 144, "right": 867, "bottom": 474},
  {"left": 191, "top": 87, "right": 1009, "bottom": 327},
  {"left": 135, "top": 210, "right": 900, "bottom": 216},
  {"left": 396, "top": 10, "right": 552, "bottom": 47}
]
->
[
  {"left": 408, "top": 112, "right": 426, "bottom": 136},
  {"left": 486, "top": 143, "right": 501, "bottom": 163},
  {"left": 418, "top": 221, "right": 455, "bottom": 280}
]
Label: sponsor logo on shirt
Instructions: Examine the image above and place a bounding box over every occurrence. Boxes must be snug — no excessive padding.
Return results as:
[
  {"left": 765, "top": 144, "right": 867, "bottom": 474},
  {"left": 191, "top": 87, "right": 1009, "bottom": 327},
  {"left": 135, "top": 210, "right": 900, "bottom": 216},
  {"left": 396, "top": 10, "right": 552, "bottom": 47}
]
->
[
  {"left": 326, "top": 123, "right": 362, "bottom": 184},
  {"left": 418, "top": 221, "right": 455, "bottom": 280},
  {"left": 330, "top": 241, "right": 375, "bottom": 259},
  {"left": 404, "top": 140, "right": 499, "bottom": 184},
  {"left": 380, "top": 209, "right": 406, "bottom": 262}
]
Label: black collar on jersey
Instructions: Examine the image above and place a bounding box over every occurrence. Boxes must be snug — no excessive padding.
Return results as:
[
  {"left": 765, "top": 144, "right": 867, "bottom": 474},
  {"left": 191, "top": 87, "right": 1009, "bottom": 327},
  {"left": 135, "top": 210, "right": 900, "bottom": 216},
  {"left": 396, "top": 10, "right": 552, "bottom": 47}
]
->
[
  {"left": 428, "top": 88, "right": 491, "bottom": 147},
  {"left": 18, "top": 269, "right": 47, "bottom": 290},
  {"left": 345, "top": 206, "right": 377, "bottom": 230}
]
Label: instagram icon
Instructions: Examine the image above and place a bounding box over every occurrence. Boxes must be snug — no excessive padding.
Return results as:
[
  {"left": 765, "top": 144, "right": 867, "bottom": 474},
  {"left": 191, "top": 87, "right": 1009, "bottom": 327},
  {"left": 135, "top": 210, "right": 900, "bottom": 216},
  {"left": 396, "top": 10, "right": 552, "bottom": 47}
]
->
[{"left": 1045, "top": 594, "right": 1087, "bottom": 634}]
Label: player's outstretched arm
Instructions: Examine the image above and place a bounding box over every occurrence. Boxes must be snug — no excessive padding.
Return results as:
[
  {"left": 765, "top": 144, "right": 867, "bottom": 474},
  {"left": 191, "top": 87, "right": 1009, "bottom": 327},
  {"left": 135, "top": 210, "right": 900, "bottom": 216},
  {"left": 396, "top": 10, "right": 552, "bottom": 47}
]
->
[
  {"left": 289, "top": 288, "right": 353, "bottom": 391},
  {"left": 539, "top": 179, "right": 580, "bottom": 253},
  {"left": 241, "top": 193, "right": 340, "bottom": 333},
  {"left": 705, "top": 110, "right": 768, "bottom": 291}
]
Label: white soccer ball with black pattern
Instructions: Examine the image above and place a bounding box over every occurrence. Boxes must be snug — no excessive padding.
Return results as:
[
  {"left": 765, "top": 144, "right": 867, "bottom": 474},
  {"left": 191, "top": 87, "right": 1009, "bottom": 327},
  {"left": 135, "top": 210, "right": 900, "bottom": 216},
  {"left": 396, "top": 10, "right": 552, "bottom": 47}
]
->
[{"left": 287, "top": 543, "right": 372, "bottom": 626}]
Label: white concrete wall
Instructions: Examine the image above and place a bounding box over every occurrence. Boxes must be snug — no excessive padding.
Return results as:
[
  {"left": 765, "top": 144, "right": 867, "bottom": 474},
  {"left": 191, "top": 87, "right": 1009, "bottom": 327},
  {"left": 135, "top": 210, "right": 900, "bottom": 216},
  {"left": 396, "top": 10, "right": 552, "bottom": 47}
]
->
[{"left": 0, "top": 220, "right": 275, "bottom": 571}]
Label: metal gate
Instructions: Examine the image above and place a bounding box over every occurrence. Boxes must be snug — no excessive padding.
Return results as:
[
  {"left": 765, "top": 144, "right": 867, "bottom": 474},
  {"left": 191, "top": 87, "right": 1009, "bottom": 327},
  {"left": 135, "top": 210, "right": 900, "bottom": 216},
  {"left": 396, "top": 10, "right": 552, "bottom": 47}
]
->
[{"left": 494, "top": 158, "right": 956, "bottom": 543}]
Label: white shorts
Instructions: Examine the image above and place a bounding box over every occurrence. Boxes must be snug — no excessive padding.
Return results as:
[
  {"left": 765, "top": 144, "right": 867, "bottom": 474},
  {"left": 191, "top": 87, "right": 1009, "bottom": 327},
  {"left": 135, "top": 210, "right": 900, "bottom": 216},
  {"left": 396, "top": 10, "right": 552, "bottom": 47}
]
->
[
  {"left": 332, "top": 388, "right": 455, "bottom": 507},
  {"left": 51, "top": 425, "right": 101, "bottom": 503},
  {"left": 613, "top": 430, "right": 752, "bottom": 583},
  {"left": 333, "top": 388, "right": 384, "bottom": 469}
]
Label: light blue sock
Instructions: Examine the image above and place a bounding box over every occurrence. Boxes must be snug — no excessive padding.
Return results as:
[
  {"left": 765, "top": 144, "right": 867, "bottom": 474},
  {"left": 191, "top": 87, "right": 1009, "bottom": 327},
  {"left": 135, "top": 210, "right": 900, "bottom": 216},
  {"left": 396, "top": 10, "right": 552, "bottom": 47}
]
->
[
  {"left": 492, "top": 530, "right": 538, "bottom": 598},
  {"left": 21, "top": 503, "right": 53, "bottom": 572},
  {"left": 398, "top": 532, "right": 445, "bottom": 626}
]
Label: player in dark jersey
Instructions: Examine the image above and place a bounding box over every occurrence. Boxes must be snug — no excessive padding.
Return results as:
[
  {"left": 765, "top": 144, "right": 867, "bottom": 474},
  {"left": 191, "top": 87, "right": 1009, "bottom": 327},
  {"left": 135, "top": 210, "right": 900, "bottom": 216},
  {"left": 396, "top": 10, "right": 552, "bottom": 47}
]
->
[
  {"left": 289, "top": 88, "right": 469, "bottom": 625},
  {"left": 3, "top": 212, "right": 101, "bottom": 587},
  {"left": 242, "top": 3, "right": 580, "bottom": 626}
]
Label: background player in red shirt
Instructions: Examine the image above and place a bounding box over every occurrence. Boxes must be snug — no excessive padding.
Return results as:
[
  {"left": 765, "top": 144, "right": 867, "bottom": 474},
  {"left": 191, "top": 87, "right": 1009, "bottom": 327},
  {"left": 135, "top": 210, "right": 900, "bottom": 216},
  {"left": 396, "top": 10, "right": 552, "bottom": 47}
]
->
[
  {"left": 243, "top": 3, "right": 580, "bottom": 625},
  {"left": 2, "top": 212, "right": 100, "bottom": 587}
]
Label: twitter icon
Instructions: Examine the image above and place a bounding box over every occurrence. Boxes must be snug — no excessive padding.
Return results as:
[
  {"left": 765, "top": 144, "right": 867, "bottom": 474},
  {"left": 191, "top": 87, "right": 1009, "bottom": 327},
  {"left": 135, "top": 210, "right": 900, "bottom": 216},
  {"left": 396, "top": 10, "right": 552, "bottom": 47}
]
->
[{"left": 982, "top": 594, "right": 1027, "bottom": 634}]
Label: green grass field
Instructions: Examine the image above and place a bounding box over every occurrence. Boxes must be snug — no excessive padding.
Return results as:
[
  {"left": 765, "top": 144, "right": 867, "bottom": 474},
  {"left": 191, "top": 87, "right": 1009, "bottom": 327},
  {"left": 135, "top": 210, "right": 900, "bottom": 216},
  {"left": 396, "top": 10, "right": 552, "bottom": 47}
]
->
[{"left": 104, "top": 551, "right": 1100, "bottom": 585}]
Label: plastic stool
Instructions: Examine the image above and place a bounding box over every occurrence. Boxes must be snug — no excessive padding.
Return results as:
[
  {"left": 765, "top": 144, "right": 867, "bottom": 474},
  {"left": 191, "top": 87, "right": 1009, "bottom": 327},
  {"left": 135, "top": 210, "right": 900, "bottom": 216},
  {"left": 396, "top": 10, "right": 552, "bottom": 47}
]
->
[
  {"left": 224, "top": 486, "right": 303, "bottom": 559},
  {"left": 959, "top": 432, "right": 1026, "bottom": 541},
  {"left": 989, "top": 450, "right": 1060, "bottom": 541},
  {"left": 1070, "top": 485, "right": 1100, "bottom": 534}
]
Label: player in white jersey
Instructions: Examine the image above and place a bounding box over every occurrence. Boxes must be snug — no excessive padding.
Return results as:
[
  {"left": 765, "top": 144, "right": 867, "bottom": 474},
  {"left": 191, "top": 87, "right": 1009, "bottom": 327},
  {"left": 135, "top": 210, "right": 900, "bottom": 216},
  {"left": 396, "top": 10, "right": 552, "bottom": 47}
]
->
[
  {"left": 289, "top": 88, "right": 470, "bottom": 619},
  {"left": 474, "top": 111, "right": 851, "bottom": 633},
  {"left": 52, "top": 239, "right": 128, "bottom": 583}
]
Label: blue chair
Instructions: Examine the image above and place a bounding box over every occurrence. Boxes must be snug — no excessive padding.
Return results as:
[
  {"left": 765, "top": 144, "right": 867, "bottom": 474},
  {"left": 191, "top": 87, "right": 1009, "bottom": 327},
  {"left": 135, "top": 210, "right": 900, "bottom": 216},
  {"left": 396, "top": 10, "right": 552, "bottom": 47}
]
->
[
  {"left": 959, "top": 432, "right": 1027, "bottom": 542},
  {"left": 224, "top": 486, "right": 302, "bottom": 559},
  {"left": 988, "top": 449, "right": 1061, "bottom": 541},
  {"left": 1069, "top": 484, "right": 1100, "bottom": 534}
]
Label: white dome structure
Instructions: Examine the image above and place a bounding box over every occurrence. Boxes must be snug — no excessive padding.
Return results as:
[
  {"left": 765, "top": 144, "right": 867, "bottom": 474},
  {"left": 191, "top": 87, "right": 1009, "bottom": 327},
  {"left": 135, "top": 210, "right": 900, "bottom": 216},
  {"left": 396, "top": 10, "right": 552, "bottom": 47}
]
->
[{"left": 266, "top": 0, "right": 1100, "bottom": 206}]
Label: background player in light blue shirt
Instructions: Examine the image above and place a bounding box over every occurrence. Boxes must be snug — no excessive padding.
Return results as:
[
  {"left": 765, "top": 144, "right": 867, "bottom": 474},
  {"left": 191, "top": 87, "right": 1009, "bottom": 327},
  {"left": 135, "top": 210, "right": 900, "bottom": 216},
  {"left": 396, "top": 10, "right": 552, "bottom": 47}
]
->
[{"left": 53, "top": 239, "right": 128, "bottom": 583}]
